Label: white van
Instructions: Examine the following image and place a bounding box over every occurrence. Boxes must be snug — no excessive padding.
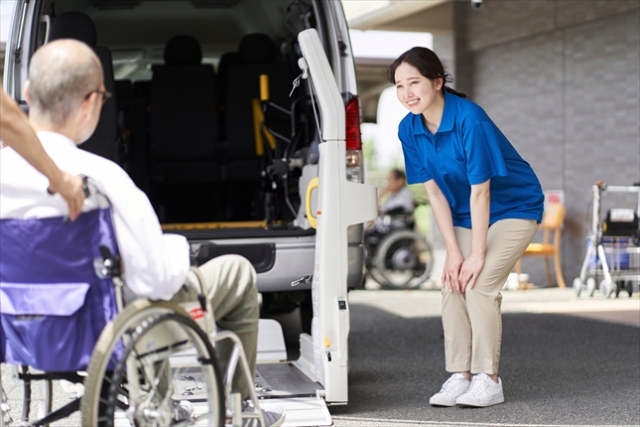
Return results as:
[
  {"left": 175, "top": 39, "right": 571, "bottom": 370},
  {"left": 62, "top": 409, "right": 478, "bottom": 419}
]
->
[{"left": 4, "top": 0, "right": 365, "bottom": 339}]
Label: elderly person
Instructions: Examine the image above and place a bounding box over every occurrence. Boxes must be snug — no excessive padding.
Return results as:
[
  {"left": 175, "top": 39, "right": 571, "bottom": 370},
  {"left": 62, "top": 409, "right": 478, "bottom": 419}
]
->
[
  {"left": 0, "top": 86, "right": 85, "bottom": 219},
  {"left": 379, "top": 168, "right": 415, "bottom": 215},
  {"left": 0, "top": 39, "right": 284, "bottom": 427}
]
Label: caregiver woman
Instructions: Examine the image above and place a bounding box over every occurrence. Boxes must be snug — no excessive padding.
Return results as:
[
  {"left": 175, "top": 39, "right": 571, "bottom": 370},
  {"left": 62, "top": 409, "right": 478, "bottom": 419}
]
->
[{"left": 388, "top": 47, "right": 544, "bottom": 408}]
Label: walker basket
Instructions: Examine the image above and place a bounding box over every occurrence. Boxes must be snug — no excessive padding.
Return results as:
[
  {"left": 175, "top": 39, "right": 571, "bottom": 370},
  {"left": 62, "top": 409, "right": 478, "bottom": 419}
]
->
[{"left": 602, "top": 209, "right": 639, "bottom": 237}]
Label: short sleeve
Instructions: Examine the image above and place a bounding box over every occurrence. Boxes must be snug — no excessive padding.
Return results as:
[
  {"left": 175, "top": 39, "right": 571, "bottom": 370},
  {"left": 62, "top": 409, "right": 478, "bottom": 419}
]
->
[
  {"left": 399, "top": 123, "right": 431, "bottom": 185},
  {"left": 463, "top": 121, "right": 507, "bottom": 185}
]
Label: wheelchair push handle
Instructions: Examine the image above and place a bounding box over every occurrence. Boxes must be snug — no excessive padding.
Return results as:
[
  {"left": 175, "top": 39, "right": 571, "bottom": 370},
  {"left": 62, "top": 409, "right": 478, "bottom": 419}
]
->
[
  {"left": 99, "top": 245, "right": 122, "bottom": 278},
  {"left": 46, "top": 174, "right": 92, "bottom": 197}
]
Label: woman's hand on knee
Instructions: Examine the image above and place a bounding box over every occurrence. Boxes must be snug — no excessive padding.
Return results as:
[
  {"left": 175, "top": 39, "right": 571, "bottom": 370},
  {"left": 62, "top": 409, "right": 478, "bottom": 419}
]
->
[
  {"left": 458, "top": 253, "right": 485, "bottom": 292},
  {"left": 442, "top": 250, "right": 464, "bottom": 293}
]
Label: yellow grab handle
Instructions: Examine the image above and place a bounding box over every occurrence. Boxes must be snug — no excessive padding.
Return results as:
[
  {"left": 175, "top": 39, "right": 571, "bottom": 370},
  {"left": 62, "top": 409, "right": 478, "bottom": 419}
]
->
[
  {"left": 252, "top": 98, "right": 276, "bottom": 155},
  {"left": 305, "top": 176, "right": 319, "bottom": 229},
  {"left": 260, "top": 74, "right": 270, "bottom": 101}
]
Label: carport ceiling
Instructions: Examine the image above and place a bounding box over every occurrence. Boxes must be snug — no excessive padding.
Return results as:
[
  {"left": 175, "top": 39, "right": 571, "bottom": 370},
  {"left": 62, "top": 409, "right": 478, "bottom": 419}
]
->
[
  {"left": 367, "top": 2, "right": 453, "bottom": 34},
  {"left": 347, "top": 0, "right": 451, "bottom": 33}
]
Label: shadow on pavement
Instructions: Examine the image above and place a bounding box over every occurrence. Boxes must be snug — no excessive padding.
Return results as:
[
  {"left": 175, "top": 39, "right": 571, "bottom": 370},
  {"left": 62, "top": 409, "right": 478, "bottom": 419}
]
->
[{"left": 330, "top": 302, "right": 640, "bottom": 426}]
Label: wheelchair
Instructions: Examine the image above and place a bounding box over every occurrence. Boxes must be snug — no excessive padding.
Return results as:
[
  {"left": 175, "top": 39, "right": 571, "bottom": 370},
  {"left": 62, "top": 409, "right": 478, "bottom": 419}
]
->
[
  {"left": 0, "top": 185, "right": 268, "bottom": 427},
  {"left": 364, "top": 206, "right": 433, "bottom": 289}
]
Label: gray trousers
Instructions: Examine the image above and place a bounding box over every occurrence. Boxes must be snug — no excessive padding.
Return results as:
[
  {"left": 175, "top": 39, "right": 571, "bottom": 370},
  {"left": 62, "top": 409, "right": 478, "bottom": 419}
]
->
[{"left": 172, "top": 254, "right": 259, "bottom": 398}]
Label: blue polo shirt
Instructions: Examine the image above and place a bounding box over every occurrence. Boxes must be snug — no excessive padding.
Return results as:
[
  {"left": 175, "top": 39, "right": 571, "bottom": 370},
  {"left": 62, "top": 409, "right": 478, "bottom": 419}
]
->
[{"left": 398, "top": 90, "right": 544, "bottom": 228}]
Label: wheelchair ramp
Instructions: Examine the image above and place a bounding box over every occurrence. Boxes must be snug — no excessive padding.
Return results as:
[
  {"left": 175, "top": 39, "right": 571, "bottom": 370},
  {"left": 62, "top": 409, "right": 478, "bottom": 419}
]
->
[
  {"left": 156, "top": 363, "right": 331, "bottom": 426},
  {"left": 256, "top": 364, "right": 331, "bottom": 426},
  {"left": 256, "top": 322, "right": 332, "bottom": 426}
]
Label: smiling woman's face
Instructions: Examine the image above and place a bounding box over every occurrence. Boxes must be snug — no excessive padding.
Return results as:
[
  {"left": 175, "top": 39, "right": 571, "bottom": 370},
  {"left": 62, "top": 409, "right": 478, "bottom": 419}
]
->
[{"left": 394, "top": 62, "right": 442, "bottom": 115}]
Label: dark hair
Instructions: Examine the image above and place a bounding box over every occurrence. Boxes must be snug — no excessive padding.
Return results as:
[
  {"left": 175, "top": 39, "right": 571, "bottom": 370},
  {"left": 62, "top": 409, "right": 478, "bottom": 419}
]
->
[
  {"left": 387, "top": 47, "right": 467, "bottom": 98},
  {"left": 390, "top": 168, "right": 406, "bottom": 182}
]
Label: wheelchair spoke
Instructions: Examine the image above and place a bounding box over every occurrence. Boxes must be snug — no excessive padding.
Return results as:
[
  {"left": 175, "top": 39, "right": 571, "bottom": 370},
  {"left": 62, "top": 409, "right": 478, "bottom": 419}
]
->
[
  {"left": 82, "top": 304, "right": 225, "bottom": 427},
  {"left": 147, "top": 345, "right": 175, "bottom": 404}
]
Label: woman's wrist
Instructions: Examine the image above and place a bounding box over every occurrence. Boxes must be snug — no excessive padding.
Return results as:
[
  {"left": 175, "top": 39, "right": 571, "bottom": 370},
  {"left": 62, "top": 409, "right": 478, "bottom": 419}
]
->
[
  {"left": 445, "top": 244, "right": 463, "bottom": 258},
  {"left": 470, "top": 248, "right": 485, "bottom": 257},
  {"left": 45, "top": 166, "right": 66, "bottom": 193}
]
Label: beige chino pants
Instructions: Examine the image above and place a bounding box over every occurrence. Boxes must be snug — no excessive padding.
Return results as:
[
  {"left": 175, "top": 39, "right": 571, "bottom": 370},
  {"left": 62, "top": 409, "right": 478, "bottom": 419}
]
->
[
  {"left": 172, "top": 254, "right": 259, "bottom": 399},
  {"left": 442, "top": 219, "right": 538, "bottom": 375}
]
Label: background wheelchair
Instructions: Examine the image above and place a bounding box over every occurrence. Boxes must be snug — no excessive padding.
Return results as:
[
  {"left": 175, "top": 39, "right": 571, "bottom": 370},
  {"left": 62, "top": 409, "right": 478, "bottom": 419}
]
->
[
  {"left": 0, "top": 185, "right": 266, "bottom": 427},
  {"left": 364, "top": 204, "right": 433, "bottom": 290}
]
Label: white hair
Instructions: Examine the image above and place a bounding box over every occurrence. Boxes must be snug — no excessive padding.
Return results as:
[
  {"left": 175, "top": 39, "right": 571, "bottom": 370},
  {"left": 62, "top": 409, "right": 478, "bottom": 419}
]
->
[{"left": 28, "top": 39, "right": 103, "bottom": 127}]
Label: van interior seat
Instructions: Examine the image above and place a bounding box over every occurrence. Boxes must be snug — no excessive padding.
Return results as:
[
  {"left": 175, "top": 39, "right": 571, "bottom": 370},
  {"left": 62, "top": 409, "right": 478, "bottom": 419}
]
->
[
  {"left": 115, "top": 80, "right": 149, "bottom": 191},
  {"left": 49, "top": 11, "right": 122, "bottom": 164},
  {"left": 217, "top": 51, "right": 240, "bottom": 106},
  {"left": 223, "top": 33, "right": 293, "bottom": 182},
  {"left": 216, "top": 51, "right": 240, "bottom": 141},
  {"left": 114, "top": 80, "right": 133, "bottom": 99},
  {"left": 133, "top": 81, "right": 151, "bottom": 103},
  {"left": 149, "top": 35, "right": 219, "bottom": 184}
]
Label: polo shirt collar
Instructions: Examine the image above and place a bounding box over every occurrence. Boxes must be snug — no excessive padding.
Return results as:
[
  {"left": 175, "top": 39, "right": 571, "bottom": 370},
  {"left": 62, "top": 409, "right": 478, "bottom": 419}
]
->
[
  {"left": 412, "top": 112, "right": 428, "bottom": 135},
  {"left": 412, "top": 90, "right": 455, "bottom": 135}
]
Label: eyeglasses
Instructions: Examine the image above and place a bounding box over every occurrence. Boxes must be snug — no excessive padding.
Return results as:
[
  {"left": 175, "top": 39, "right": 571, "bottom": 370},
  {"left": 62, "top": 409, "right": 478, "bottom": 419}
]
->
[{"left": 84, "top": 89, "right": 112, "bottom": 105}]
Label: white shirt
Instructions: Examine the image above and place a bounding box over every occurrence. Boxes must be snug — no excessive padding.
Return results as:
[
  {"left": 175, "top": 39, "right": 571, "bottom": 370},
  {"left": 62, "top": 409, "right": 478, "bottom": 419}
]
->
[
  {"left": 0, "top": 131, "right": 190, "bottom": 301},
  {"left": 380, "top": 186, "right": 415, "bottom": 214}
]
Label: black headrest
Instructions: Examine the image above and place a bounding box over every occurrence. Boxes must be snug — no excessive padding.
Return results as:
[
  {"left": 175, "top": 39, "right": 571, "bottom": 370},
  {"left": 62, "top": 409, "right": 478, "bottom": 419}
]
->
[
  {"left": 238, "top": 33, "right": 277, "bottom": 63},
  {"left": 217, "top": 52, "right": 240, "bottom": 78},
  {"left": 164, "top": 35, "right": 202, "bottom": 65},
  {"left": 49, "top": 12, "right": 97, "bottom": 47}
]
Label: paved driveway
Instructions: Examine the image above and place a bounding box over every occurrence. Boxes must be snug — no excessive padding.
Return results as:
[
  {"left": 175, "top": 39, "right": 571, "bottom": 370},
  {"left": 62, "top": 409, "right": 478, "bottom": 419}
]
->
[{"left": 330, "top": 287, "right": 640, "bottom": 427}]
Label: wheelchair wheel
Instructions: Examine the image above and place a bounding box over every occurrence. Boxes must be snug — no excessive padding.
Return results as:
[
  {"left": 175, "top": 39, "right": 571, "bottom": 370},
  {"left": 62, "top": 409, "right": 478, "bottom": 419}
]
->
[
  {"left": 374, "top": 229, "right": 433, "bottom": 289},
  {"left": 0, "top": 367, "right": 52, "bottom": 427},
  {"left": 81, "top": 300, "right": 225, "bottom": 427}
]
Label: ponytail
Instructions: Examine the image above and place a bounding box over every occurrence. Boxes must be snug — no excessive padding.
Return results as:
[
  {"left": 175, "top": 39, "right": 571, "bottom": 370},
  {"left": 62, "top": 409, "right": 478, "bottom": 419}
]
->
[{"left": 443, "top": 85, "right": 467, "bottom": 99}]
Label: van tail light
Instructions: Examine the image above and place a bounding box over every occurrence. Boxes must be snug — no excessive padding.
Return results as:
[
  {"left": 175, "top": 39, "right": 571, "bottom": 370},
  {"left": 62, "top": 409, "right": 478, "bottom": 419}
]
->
[
  {"left": 345, "top": 97, "right": 362, "bottom": 151},
  {"left": 345, "top": 96, "right": 363, "bottom": 183}
]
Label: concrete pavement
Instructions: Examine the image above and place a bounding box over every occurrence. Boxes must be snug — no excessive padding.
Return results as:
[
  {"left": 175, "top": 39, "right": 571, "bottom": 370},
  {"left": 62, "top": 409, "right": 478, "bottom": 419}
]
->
[
  {"left": 329, "top": 286, "right": 639, "bottom": 427},
  {"left": 353, "top": 285, "right": 640, "bottom": 327}
]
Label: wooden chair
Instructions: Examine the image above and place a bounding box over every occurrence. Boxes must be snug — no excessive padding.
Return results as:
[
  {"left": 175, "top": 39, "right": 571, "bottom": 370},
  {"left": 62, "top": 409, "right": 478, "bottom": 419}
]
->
[{"left": 514, "top": 203, "right": 566, "bottom": 288}]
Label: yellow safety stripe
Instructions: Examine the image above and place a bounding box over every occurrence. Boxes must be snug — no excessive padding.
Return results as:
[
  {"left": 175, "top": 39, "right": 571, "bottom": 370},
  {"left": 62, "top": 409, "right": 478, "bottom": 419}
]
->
[{"left": 162, "top": 221, "right": 272, "bottom": 231}]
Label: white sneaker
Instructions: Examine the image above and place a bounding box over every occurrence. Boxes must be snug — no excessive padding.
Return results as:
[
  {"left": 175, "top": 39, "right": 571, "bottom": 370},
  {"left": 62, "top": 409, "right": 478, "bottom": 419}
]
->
[
  {"left": 455, "top": 373, "right": 505, "bottom": 407},
  {"left": 170, "top": 399, "right": 194, "bottom": 421},
  {"left": 429, "top": 373, "right": 471, "bottom": 407}
]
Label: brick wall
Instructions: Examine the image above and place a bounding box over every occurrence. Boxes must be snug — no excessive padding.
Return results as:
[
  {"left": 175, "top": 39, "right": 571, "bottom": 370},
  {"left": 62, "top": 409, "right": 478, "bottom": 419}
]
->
[{"left": 451, "top": 1, "right": 640, "bottom": 286}]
